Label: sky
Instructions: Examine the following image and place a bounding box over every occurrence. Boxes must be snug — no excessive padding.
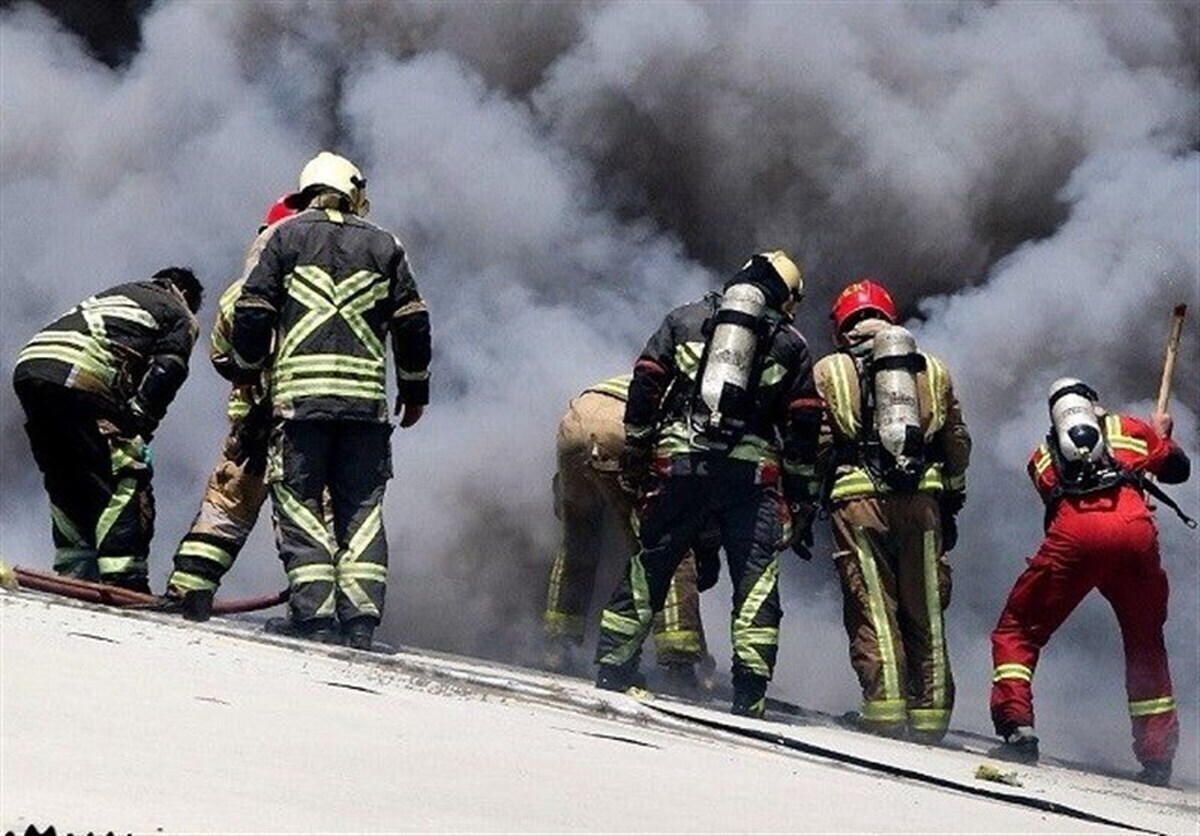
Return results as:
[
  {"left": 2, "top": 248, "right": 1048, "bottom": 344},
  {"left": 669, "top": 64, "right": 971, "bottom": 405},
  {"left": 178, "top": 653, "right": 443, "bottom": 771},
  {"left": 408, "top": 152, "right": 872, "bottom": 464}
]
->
[{"left": 1, "top": 0, "right": 1197, "bottom": 778}]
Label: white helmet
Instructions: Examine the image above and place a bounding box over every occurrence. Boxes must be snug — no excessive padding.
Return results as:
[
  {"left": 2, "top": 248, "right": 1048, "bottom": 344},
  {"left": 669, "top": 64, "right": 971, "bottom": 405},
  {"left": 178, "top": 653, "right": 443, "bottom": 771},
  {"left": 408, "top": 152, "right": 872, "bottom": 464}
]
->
[{"left": 297, "top": 151, "right": 370, "bottom": 216}]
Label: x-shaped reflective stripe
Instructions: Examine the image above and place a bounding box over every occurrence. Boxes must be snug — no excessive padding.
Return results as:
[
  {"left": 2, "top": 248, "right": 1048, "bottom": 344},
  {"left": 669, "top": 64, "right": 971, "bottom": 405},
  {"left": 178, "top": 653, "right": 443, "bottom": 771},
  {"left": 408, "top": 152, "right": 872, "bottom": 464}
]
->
[{"left": 279, "top": 267, "right": 389, "bottom": 363}]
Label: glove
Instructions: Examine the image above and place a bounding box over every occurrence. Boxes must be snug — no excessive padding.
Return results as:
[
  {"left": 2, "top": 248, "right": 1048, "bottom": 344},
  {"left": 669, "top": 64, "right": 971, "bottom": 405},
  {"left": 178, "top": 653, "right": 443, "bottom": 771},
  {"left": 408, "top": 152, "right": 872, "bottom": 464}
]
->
[
  {"left": 788, "top": 502, "right": 816, "bottom": 561},
  {"left": 940, "top": 492, "right": 965, "bottom": 553},
  {"left": 395, "top": 397, "right": 425, "bottom": 428},
  {"left": 618, "top": 442, "right": 653, "bottom": 497},
  {"left": 231, "top": 400, "right": 273, "bottom": 475},
  {"left": 123, "top": 398, "right": 159, "bottom": 441}
]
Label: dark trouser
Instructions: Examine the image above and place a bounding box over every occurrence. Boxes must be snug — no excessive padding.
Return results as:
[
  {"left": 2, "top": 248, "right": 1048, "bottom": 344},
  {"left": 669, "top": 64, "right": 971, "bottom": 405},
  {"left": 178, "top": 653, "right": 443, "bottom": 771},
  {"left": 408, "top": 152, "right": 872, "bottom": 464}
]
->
[
  {"left": 269, "top": 419, "right": 391, "bottom": 626},
  {"left": 595, "top": 461, "right": 788, "bottom": 685},
  {"left": 830, "top": 493, "right": 954, "bottom": 738},
  {"left": 14, "top": 379, "right": 154, "bottom": 588},
  {"left": 168, "top": 419, "right": 270, "bottom": 595}
]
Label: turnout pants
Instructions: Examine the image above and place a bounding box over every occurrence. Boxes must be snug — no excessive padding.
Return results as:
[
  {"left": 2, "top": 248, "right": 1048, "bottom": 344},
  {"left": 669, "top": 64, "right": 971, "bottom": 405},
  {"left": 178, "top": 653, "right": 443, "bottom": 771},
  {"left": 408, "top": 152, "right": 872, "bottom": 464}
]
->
[
  {"left": 168, "top": 419, "right": 269, "bottom": 595},
  {"left": 269, "top": 419, "right": 392, "bottom": 626},
  {"left": 15, "top": 380, "right": 154, "bottom": 589},
  {"left": 831, "top": 493, "right": 954, "bottom": 738},
  {"left": 545, "top": 392, "right": 705, "bottom": 664},
  {"left": 595, "top": 461, "right": 786, "bottom": 682},
  {"left": 991, "top": 494, "right": 1177, "bottom": 766}
]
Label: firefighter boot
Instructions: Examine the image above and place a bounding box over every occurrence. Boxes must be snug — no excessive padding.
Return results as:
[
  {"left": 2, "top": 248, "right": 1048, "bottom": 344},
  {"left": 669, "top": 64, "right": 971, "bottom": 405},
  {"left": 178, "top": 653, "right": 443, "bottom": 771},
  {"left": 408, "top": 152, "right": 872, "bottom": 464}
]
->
[
  {"left": 990, "top": 726, "right": 1039, "bottom": 765},
  {"left": 595, "top": 661, "right": 645, "bottom": 694},
  {"left": 104, "top": 573, "right": 152, "bottom": 595},
  {"left": 1136, "top": 761, "right": 1172, "bottom": 788},
  {"left": 660, "top": 661, "right": 702, "bottom": 701},
  {"left": 343, "top": 618, "right": 376, "bottom": 651},
  {"left": 180, "top": 589, "right": 214, "bottom": 622},
  {"left": 731, "top": 673, "right": 768, "bottom": 719},
  {"left": 264, "top": 616, "right": 339, "bottom": 645}
]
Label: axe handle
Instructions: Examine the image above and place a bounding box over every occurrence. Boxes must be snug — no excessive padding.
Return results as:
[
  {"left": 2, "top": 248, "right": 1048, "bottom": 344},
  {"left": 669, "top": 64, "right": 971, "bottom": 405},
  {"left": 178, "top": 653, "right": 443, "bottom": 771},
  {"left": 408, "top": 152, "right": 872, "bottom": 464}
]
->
[{"left": 1155, "top": 304, "right": 1187, "bottom": 414}]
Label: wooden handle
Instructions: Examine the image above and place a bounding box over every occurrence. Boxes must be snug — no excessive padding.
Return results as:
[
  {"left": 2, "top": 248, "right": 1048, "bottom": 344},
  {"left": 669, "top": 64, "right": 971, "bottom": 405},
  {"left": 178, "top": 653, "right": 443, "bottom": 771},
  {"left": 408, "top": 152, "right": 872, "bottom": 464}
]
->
[{"left": 1155, "top": 304, "right": 1187, "bottom": 414}]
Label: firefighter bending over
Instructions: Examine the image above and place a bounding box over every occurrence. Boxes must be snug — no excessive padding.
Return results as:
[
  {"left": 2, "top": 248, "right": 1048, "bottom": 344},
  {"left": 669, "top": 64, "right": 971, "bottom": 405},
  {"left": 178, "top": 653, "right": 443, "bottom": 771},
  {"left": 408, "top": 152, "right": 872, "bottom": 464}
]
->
[
  {"left": 231, "top": 152, "right": 431, "bottom": 651},
  {"left": 813, "top": 280, "right": 971, "bottom": 742},
  {"left": 165, "top": 197, "right": 298, "bottom": 620},
  {"left": 545, "top": 374, "right": 719, "bottom": 692},
  {"left": 990, "top": 378, "right": 1191, "bottom": 787},
  {"left": 12, "top": 268, "right": 203, "bottom": 592},
  {"left": 594, "top": 252, "right": 821, "bottom": 718}
]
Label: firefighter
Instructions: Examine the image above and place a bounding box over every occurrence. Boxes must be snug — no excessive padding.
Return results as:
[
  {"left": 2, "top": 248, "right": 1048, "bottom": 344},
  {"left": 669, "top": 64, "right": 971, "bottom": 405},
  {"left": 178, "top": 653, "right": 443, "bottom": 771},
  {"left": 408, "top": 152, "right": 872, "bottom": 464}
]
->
[
  {"left": 990, "top": 379, "right": 1191, "bottom": 787},
  {"left": 165, "top": 197, "right": 299, "bottom": 621},
  {"left": 12, "top": 268, "right": 204, "bottom": 592},
  {"left": 544, "top": 374, "right": 719, "bottom": 690},
  {"left": 593, "top": 252, "right": 822, "bottom": 717},
  {"left": 813, "top": 279, "right": 971, "bottom": 742},
  {"left": 230, "top": 152, "right": 431, "bottom": 650}
]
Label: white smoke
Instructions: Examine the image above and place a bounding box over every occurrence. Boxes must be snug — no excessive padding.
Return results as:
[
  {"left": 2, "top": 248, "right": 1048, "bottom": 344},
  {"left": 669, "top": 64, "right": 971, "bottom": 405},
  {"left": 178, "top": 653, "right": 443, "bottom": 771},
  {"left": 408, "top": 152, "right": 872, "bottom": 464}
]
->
[{"left": 1, "top": 0, "right": 1196, "bottom": 779}]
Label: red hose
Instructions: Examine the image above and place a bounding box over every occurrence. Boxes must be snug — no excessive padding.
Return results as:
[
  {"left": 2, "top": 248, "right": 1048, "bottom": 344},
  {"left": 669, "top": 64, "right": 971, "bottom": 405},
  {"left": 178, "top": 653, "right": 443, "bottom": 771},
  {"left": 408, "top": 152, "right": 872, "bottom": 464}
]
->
[{"left": 12, "top": 566, "right": 288, "bottom": 615}]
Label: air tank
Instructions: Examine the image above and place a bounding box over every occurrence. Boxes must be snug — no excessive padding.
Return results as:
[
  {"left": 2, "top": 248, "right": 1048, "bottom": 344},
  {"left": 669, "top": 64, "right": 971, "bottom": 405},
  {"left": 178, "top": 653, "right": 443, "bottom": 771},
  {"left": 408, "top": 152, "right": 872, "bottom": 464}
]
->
[
  {"left": 698, "top": 283, "right": 766, "bottom": 430},
  {"left": 873, "top": 325, "right": 922, "bottom": 468},
  {"left": 1048, "top": 377, "right": 1104, "bottom": 463}
]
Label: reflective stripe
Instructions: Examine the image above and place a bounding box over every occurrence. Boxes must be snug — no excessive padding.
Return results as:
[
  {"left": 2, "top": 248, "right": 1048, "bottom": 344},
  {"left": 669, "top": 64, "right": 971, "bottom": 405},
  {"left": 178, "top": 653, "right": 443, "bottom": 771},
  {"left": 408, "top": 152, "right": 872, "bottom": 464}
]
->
[
  {"left": 826, "top": 356, "right": 860, "bottom": 437},
  {"left": 654, "top": 629, "right": 703, "bottom": 655},
  {"left": 993, "top": 663, "right": 1033, "bottom": 683},
  {"left": 732, "top": 558, "right": 779, "bottom": 678},
  {"left": 97, "top": 555, "right": 140, "bottom": 575},
  {"left": 17, "top": 344, "right": 115, "bottom": 384},
  {"left": 276, "top": 354, "right": 384, "bottom": 378},
  {"left": 95, "top": 477, "right": 138, "bottom": 547},
  {"left": 925, "top": 355, "right": 945, "bottom": 432},
  {"left": 338, "top": 563, "right": 388, "bottom": 583},
  {"left": 288, "top": 563, "right": 337, "bottom": 584},
  {"left": 584, "top": 375, "right": 632, "bottom": 401},
  {"left": 760, "top": 361, "right": 787, "bottom": 387},
  {"left": 909, "top": 707, "right": 951, "bottom": 732},
  {"left": 274, "top": 378, "right": 386, "bottom": 401},
  {"left": 944, "top": 472, "right": 966, "bottom": 492},
  {"left": 53, "top": 547, "right": 95, "bottom": 573},
  {"left": 545, "top": 549, "right": 567, "bottom": 614},
  {"left": 544, "top": 611, "right": 586, "bottom": 638},
  {"left": 663, "top": 575, "right": 681, "bottom": 633},
  {"left": 861, "top": 698, "right": 907, "bottom": 723},
  {"left": 1105, "top": 414, "right": 1148, "bottom": 455},
  {"left": 397, "top": 369, "right": 430, "bottom": 381},
  {"left": 598, "top": 553, "right": 654, "bottom": 666},
  {"left": 176, "top": 540, "right": 234, "bottom": 569},
  {"left": 854, "top": 529, "right": 901, "bottom": 702},
  {"left": 1128, "top": 696, "right": 1175, "bottom": 717},
  {"left": 829, "top": 464, "right": 944, "bottom": 501},
  {"left": 272, "top": 484, "right": 336, "bottom": 556},
  {"left": 923, "top": 529, "right": 948, "bottom": 710},
  {"left": 674, "top": 341, "right": 704, "bottom": 377},
  {"left": 343, "top": 502, "right": 383, "bottom": 563},
  {"left": 51, "top": 503, "right": 90, "bottom": 547},
  {"left": 600, "top": 609, "right": 642, "bottom": 636},
  {"left": 1033, "top": 444, "right": 1053, "bottom": 475},
  {"left": 168, "top": 571, "right": 218, "bottom": 592}
]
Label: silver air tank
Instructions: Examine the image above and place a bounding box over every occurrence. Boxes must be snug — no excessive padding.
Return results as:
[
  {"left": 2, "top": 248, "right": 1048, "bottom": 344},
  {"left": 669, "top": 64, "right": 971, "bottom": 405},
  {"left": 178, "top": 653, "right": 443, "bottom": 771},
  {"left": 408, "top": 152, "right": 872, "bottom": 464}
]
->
[
  {"left": 1048, "top": 377, "right": 1104, "bottom": 463},
  {"left": 699, "top": 283, "right": 766, "bottom": 430},
  {"left": 873, "top": 325, "right": 922, "bottom": 469}
]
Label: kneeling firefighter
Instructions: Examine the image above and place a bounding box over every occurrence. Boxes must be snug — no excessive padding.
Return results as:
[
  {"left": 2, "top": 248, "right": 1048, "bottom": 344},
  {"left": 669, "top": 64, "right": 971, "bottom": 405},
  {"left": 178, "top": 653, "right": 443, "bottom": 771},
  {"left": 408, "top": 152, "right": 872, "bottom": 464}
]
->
[
  {"left": 990, "top": 379, "right": 1192, "bottom": 786},
  {"left": 165, "top": 197, "right": 299, "bottom": 620},
  {"left": 593, "top": 251, "right": 822, "bottom": 718},
  {"left": 544, "top": 374, "right": 720, "bottom": 691},
  {"left": 813, "top": 279, "right": 971, "bottom": 741}
]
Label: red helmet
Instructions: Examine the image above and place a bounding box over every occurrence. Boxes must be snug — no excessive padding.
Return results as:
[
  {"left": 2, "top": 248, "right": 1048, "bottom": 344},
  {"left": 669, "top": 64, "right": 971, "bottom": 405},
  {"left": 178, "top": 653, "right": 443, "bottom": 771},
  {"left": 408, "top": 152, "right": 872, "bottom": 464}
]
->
[
  {"left": 261, "top": 194, "right": 300, "bottom": 229},
  {"left": 830, "top": 279, "right": 897, "bottom": 332}
]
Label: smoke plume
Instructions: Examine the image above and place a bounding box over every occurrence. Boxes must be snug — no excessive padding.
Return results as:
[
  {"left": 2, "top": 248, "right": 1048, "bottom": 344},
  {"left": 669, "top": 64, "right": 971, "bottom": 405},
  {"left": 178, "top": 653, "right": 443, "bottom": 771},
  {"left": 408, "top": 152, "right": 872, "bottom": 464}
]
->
[{"left": 2, "top": 1, "right": 1196, "bottom": 779}]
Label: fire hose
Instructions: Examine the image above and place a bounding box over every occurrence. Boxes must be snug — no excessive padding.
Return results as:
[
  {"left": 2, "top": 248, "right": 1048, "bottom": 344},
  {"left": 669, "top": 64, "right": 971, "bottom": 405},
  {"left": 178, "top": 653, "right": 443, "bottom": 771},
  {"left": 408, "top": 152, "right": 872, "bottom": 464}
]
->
[{"left": 11, "top": 565, "right": 288, "bottom": 615}]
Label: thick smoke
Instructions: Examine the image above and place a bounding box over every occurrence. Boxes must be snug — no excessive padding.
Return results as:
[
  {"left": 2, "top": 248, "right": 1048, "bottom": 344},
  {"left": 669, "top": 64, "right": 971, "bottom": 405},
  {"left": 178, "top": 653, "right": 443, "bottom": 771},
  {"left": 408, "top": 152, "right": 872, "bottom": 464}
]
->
[{"left": 1, "top": 1, "right": 1196, "bottom": 779}]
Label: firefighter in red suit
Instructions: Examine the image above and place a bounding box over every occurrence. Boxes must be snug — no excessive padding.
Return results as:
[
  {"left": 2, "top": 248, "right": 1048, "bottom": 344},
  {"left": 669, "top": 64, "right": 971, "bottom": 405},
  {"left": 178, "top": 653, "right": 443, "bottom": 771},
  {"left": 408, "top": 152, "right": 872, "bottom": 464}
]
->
[{"left": 990, "top": 378, "right": 1191, "bottom": 787}]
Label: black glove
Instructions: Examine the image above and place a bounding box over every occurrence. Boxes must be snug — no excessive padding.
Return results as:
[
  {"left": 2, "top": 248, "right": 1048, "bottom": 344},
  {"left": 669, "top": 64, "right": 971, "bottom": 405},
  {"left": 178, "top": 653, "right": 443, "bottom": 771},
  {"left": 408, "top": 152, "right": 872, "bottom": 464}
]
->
[
  {"left": 123, "top": 398, "right": 159, "bottom": 441},
  {"left": 940, "top": 493, "right": 965, "bottom": 553},
  {"left": 788, "top": 502, "right": 816, "bottom": 561},
  {"left": 230, "top": 400, "right": 273, "bottom": 475},
  {"left": 618, "top": 442, "right": 653, "bottom": 497}
]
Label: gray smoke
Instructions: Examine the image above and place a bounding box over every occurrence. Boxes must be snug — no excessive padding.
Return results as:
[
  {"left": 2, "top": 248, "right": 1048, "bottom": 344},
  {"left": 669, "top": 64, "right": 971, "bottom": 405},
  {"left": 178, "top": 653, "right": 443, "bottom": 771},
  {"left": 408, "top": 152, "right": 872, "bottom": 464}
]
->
[{"left": 1, "top": 0, "right": 1196, "bottom": 779}]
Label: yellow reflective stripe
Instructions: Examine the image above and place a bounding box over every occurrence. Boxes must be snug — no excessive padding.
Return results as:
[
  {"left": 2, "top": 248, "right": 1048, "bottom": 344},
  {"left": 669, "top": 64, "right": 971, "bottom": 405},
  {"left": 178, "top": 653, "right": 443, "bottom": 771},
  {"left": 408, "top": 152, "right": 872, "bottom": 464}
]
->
[
  {"left": 344, "top": 503, "right": 384, "bottom": 562},
  {"left": 272, "top": 484, "right": 336, "bottom": 556},
  {"left": 674, "top": 341, "right": 704, "bottom": 377},
  {"left": 855, "top": 529, "right": 901, "bottom": 702},
  {"left": 1129, "top": 696, "right": 1175, "bottom": 717},
  {"left": 27, "top": 329, "right": 113, "bottom": 355},
  {"left": 827, "top": 356, "right": 859, "bottom": 436},
  {"left": 830, "top": 465, "right": 944, "bottom": 500},
  {"left": 923, "top": 529, "right": 948, "bottom": 710},
  {"left": 544, "top": 611, "right": 586, "bottom": 638},
  {"left": 600, "top": 609, "right": 642, "bottom": 636},
  {"left": 339, "top": 281, "right": 389, "bottom": 359},
  {"left": 993, "top": 663, "right": 1033, "bottom": 683},
  {"left": 325, "top": 208, "right": 344, "bottom": 224},
  {"left": 177, "top": 540, "right": 234, "bottom": 569},
  {"left": 397, "top": 369, "right": 430, "bottom": 381},
  {"left": 584, "top": 375, "right": 632, "bottom": 401},
  {"left": 861, "top": 698, "right": 907, "bottom": 723},
  {"left": 97, "top": 556, "right": 140, "bottom": 574},
  {"left": 1034, "top": 444, "right": 1053, "bottom": 475},
  {"left": 279, "top": 278, "right": 337, "bottom": 359},
  {"left": 168, "top": 571, "right": 218, "bottom": 592},
  {"left": 17, "top": 345, "right": 115, "bottom": 382},
  {"left": 288, "top": 563, "right": 337, "bottom": 584},
  {"left": 95, "top": 477, "right": 137, "bottom": 547},
  {"left": 1105, "top": 415, "right": 1147, "bottom": 455},
  {"left": 663, "top": 575, "right": 681, "bottom": 633},
  {"left": 760, "top": 361, "right": 787, "bottom": 387},
  {"left": 54, "top": 547, "right": 95, "bottom": 569},
  {"left": 732, "top": 558, "right": 779, "bottom": 677},
  {"left": 653, "top": 630, "right": 703, "bottom": 655},
  {"left": 293, "top": 264, "right": 336, "bottom": 298},
  {"left": 338, "top": 563, "right": 388, "bottom": 583},
  {"left": 728, "top": 434, "right": 780, "bottom": 466},
  {"left": 276, "top": 354, "right": 384, "bottom": 377},
  {"left": 50, "top": 504, "right": 89, "bottom": 546},
  {"left": 944, "top": 473, "right": 966, "bottom": 492},
  {"left": 909, "top": 707, "right": 951, "bottom": 731},
  {"left": 273, "top": 379, "right": 386, "bottom": 400},
  {"left": 545, "top": 549, "right": 567, "bottom": 613},
  {"left": 925, "top": 355, "right": 944, "bottom": 432}
]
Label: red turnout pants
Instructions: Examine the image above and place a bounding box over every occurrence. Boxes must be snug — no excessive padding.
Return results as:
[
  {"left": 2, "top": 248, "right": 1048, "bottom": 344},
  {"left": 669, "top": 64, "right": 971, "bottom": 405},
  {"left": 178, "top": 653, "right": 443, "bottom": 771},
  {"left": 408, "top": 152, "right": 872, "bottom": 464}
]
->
[{"left": 990, "top": 490, "right": 1177, "bottom": 766}]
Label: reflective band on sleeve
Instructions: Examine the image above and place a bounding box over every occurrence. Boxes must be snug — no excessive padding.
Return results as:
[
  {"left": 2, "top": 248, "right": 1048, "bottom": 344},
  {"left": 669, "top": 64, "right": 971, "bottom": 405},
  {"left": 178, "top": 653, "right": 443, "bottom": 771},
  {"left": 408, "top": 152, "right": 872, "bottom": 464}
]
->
[
  {"left": 1105, "top": 415, "right": 1148, "bottom": 455},
  {"left": 674, "top": 341, "right": 705, "bottom": 377},
  {"left": 993, "top": 663, "right": 1034, "bottom": 683},
  {"left": 397, "top": 369, "right": 430, "bottom": 381},
  {"left": 1128, "top": 696, "right": 1176, "bottom": 717},
  {"left": 760, "top": 361, "right": 787, "bottom": 387}
]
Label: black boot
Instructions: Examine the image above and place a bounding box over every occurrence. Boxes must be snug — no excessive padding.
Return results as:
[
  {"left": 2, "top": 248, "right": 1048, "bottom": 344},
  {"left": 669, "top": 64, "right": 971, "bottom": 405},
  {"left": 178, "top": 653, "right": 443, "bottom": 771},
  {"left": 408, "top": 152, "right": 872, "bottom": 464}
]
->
[
  {"left": 595, "top": 662, "right": 645, "bottom": 694},
  {"left": 103, "top": 573, "right": 152, "bottom": 594},
  {"left": 343, "top": 618, "right": 376, "bottom": 651},
  {"left": 264, "top": 616, "right": 339, "bottom": 644},
  {"left": 989, "top": 726, "right": 1039, "bottom": 765},
  {"left": 1135, "top": 761, "right": 1172, "bottom": 788},
  {"left": 731, "top": 672, "right": 768, "bottom": 719},
  {"left": 180, "top": 589, "right": 214, "bottom": 622}
]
